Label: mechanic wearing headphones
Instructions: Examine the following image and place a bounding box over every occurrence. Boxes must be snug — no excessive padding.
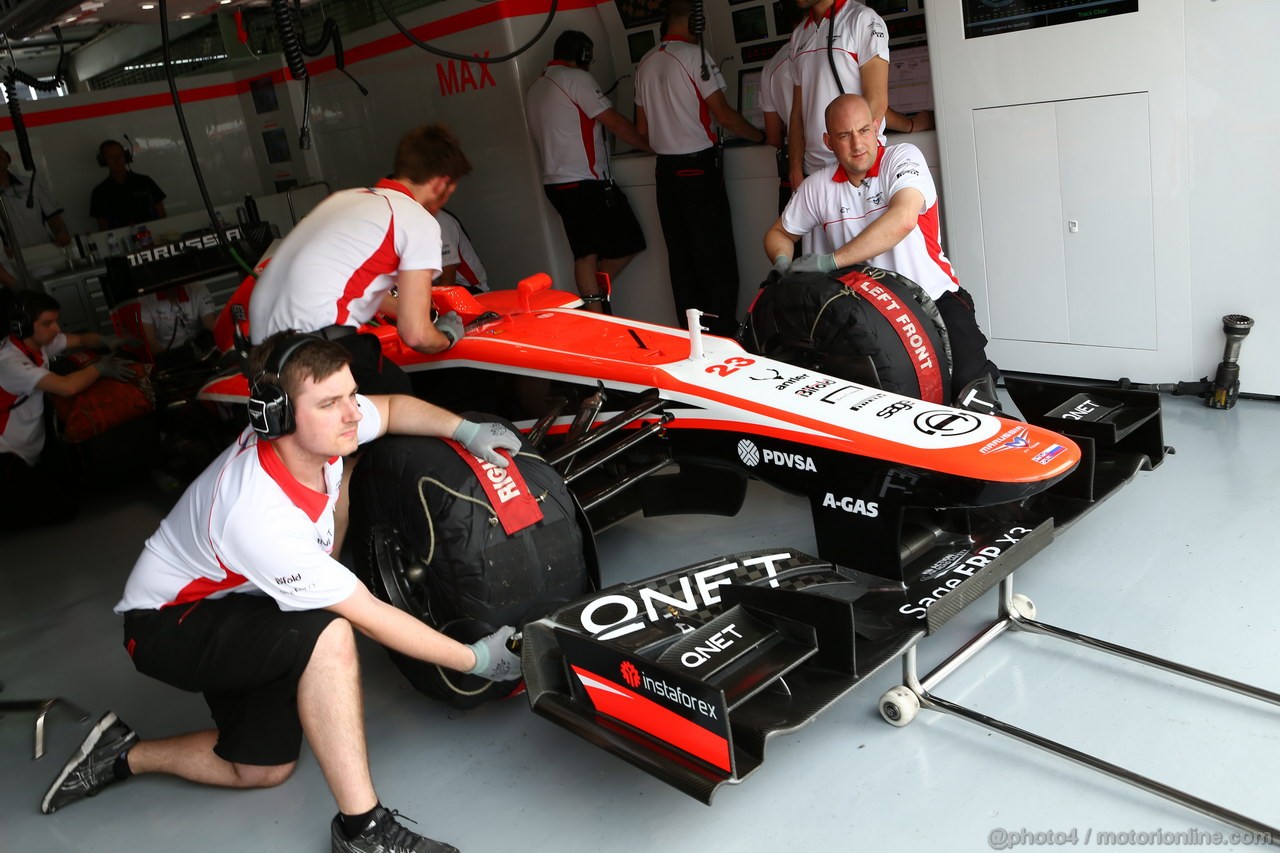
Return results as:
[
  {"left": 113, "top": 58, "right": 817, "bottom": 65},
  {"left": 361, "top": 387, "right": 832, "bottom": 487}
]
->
[
  {"left": 90, "top": 139, "right": 167, "bottom": 231},
  {"left": 633, "top": 0, "right": 765, "bottom": 336},
  {"left": 527, "top": 30, "right": 651, "bottom": 311},
  {"left": 0, "top": 290, "right": 135, "bottom": 531},
  {"left": 249, "top": 125, "right": 471, "bottom": 395},
  {"left": 435, "top": 207, "right": 489, "bottom": 293},
  {"left": 42, "top": 331, "right": 523, "bottom": 853},
  {"left": 765, "top": 95, "right": 997, "bottom": 394}
]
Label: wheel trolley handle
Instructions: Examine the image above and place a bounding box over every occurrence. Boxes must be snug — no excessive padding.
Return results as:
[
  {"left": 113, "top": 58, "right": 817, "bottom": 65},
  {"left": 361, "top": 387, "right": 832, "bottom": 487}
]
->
[{"left": 886, "top": 577, "right": 1280, "bottom": 842}]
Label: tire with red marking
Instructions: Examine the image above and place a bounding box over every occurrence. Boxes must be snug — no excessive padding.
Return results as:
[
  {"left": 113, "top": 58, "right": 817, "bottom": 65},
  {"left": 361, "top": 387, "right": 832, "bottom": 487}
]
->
[{"left": 741, "top": 264, "right": 952, "bottom": 403}]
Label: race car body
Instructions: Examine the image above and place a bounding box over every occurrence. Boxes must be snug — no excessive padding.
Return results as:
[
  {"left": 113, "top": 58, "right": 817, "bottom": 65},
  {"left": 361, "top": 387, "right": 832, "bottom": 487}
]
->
[
  {"left": 201, "top": 275, "right": 1162, "bottom": 582},
  {"left": 201, "top": 273, "right": 1165, "bottom": 799}
]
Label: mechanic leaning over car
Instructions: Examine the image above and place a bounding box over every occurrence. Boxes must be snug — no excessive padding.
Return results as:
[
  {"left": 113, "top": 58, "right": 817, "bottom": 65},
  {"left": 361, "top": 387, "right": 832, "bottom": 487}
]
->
[
  {"left": 633, "top": 0, "right": 766, "bottom": 336},
  {"left": 765, "top": 94, "right": 998, "bottom": 394},
  {"left": 0, "top": 289, "right": 137, "bottom": 532},
  {"left": 249, "top": 124, "right": 472, "bottom": 396},
  {"left": 41, "top": 332, "right": 524, "bottom": 853}
]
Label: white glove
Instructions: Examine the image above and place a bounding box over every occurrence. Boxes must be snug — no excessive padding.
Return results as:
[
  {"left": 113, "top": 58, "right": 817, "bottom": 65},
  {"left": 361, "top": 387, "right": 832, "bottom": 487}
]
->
[
  {"left": 453, "top": 419, "right": 522, "bottom": 467},
  {"left": 436, "top": 311, "right": 465, "bottom": 348},
  {"left": 467, "top": 626, "right": 521, "bottom": 681}
]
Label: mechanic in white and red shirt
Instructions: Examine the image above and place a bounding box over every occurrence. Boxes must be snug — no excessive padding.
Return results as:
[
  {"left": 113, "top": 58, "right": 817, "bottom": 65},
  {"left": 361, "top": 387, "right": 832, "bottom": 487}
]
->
[
  {"left": 435, "top": 208, "right": 489, "bottom": 293},
  {"left": 526, "top": 30, "right": 650, "bottom": 310},
  {"left": 249, "top": 125, "right": 472, "bottom": 395},
  {"left": 40, "top": 332, "right": 523, "bottom": 853},
  {"left": 633, "top": 0, "right": 765, "bottom": 336},
  {"left": 787, "top": 0, "right": 889, "bottom": 192},
  {"left": 765, "top": 94, "right": 997, "bottom": 394},
  {"left": 0, "top": 290, "right": 135, "bottom": 531}
]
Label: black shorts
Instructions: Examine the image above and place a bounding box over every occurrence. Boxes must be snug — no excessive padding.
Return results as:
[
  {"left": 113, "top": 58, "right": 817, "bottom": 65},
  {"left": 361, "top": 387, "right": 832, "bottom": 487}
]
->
[
  {"left": 544, "top": 180, "right": 646, "bottom": 261},
  {"left": 335, "top": 331, "right": 412, "bottom": 396},
  {"left": 122, "top": 595, "right": 340, "bottom": 766}
]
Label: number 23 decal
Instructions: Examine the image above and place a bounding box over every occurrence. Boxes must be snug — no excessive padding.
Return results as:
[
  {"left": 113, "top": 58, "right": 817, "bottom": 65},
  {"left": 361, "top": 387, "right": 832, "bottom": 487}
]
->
[{"left": 706, "top": 357, "right": 755, "bottom": 377}]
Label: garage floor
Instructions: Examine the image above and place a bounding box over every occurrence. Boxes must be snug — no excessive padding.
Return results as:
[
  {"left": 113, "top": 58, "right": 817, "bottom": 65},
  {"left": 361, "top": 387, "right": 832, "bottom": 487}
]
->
[{"left": 3, "top": 393, "right": 1279, "bottom": 852}]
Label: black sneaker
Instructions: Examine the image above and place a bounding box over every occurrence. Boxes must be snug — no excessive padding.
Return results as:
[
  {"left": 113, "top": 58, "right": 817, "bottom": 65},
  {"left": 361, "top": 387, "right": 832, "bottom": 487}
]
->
[
  {"left": 41, "top": 711, "right": 138, "bottom": 814},
  {"left": 330, "top": 806, "right": 460, "bottom": 853}
]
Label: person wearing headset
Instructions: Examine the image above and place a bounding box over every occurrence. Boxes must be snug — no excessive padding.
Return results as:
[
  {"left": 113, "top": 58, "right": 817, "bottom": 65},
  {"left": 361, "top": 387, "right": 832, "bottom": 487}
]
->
[
  {"left": 249, "top": 125, "right": 471, "bottom": 395},
  {"left": 0, "top": 290, "right": 136, "bottom": 531},
  {"left": 42, "top": 331, "right": 523, "bottom": 853},
  {"left": 526, "top": 30, "right": 651, "bottom": 311},
  {"left": 89, "top": 139, "right": 167, "bottom": 231},
  {"left": 765, "top": 94, "right": 998, "bottom": 397},
  {"left": 633, "top": 0, "right": 766, "bottom": 336},
  {"left": 138, "top": 281, "right": 218, "bottom": 357}
]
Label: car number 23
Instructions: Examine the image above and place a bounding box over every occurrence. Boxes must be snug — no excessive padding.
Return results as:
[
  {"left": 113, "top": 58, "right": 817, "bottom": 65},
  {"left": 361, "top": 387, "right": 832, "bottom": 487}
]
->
[{"left": 706, "top": 357, "right": 756, "bottom": 377}]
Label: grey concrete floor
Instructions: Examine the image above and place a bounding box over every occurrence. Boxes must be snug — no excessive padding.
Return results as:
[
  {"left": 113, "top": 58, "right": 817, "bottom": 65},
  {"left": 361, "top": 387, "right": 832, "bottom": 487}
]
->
[{"left": 3, "top": 393, "right": 1278, "bottom": 852}]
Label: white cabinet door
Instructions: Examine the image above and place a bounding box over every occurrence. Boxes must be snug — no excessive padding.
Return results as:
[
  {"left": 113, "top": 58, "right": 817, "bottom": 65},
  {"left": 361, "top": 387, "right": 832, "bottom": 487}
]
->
[{"left": 973, "top": 93, "right": 1156, "bottom": 351}]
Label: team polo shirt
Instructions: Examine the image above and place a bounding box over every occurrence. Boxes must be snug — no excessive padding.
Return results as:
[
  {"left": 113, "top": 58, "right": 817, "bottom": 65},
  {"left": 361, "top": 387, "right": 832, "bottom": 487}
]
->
[
  {"left": 526, "top": 62, "right": 614, "bottom": 183},
  {"left": 435, "top": 209, "right": 489, "bottom": 292},
  {"left": 633, "top": 36, "right": 726, "bottom": 156},
  {"left": 139, "top": 282, "right": 216, "bottom": 350},
  {"left": 759, "top": 45, "right": 795, "bottom": 131},
  {"left": 0, "top": 173, "right": 63, "bottom": 248},
  {"left": 781, "top": 144, "right": 959, "bottom": 300},
  {"left": 114, "top": 395, "right": 383, "bottom": 614},
  {"left": 248, "top": 180, "right": 442, "bottom": 343},
  {"left": 0, "top": 332, "right": 67, "bottom": 465},
  {"left": 789, "top": 0, "right": 889, "bottom": 173}
]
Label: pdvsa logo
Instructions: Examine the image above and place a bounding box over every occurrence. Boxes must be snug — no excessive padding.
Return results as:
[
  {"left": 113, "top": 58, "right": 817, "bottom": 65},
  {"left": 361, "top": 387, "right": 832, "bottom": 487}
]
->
[
  {"left": 620, "top": 660, "right": 641, "bottom": 689},
  {"left": 736, "top": 439, "right": 816, "bottom": 472}
]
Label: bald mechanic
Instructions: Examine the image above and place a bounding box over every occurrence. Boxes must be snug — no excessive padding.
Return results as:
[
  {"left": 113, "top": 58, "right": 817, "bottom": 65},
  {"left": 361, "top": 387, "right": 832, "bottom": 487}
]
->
[
  {"left": 42, "top": 332, "right": 524, "bottom": 853},
  {"left": 765, "top": 94, "right": 997, "bottom": 394},
  {"left": 250, "top": 125, "right": 472, "bottom": 395}
]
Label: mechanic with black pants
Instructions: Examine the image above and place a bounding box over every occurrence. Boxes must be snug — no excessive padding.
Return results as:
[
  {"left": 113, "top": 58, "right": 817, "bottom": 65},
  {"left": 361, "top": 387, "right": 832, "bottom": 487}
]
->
[
  {"left": 41, "top": 333, "right": 524, "bottom": 853},
  {"left": 634, "top": 0, "right": 765, "bottom": 337},
  {"left": 765, "top": 95, "right": 998, "bottom": 395}
]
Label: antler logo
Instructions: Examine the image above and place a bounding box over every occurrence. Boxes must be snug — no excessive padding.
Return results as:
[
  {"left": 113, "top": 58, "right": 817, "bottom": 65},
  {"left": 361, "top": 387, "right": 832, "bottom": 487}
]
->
[{"left": 620, "top": 660, "right": 641, "bottom": 688}]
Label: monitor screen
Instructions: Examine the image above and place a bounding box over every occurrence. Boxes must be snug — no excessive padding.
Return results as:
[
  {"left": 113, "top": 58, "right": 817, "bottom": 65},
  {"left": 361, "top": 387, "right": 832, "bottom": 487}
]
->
[{"left": 732, "top": 5, "right": 770, "bottom": 43}]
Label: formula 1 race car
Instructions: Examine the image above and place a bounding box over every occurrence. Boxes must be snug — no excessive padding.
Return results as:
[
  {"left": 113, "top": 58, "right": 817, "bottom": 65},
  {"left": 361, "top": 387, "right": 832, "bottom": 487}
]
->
[{"left": 198, "top": 272, "right": 1167, "bottom": 800}]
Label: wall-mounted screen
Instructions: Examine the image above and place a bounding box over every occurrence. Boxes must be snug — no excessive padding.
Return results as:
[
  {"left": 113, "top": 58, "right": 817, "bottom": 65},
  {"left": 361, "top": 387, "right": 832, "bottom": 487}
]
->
[
  {"left": 262, "top": 128, "right": 291, "bottom": 165},
  {"left": 628, "top": 29, "right": 657, "bottom": 64},
  {"left": 964, "top": 0, "right": 1138, "bottom": 39},
  {"left": 615, "top": 0, "right": 665, "bottom": 29},
  {"left": 249, "top": 77, "right": 278, "bottom": 114},
  {"left": 732, "top": 6, "right": 770, "bottom": 44}
]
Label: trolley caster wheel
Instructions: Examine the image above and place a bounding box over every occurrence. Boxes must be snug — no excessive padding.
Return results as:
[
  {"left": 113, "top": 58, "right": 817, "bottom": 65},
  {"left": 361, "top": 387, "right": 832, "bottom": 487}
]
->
[
  {"left": 1010, "top": 593, "right": 1037, "bottom": 620},
  {"left": 879, "top": 686, "right": 920, "bottom": 727}
]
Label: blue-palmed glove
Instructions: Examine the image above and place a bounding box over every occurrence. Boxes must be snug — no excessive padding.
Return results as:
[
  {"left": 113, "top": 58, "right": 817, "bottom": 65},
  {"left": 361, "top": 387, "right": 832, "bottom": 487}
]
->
[
  {"left": 789, "top": 253, "right": 838, "bottom": 274},
  {"left": 100, "top": 333, "right": 143, "bottom": 352},
  {"left": 453, "top": 419, "right": 522, "bottom": 467},
  {"left": 467, "top": 626, "right": 521, "bottom": 681},
  {"left": 95, "top": 355, "right": 133, "bottom": 381},
  {"left": 435, "top": 311, "right": 464, "bottom": 348}
]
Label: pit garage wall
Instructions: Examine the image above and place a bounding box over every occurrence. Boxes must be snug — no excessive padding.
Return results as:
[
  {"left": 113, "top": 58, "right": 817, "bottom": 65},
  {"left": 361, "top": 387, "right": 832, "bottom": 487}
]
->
[{"left": 924, "top": 1, "right": 1279, "bottom": 395}]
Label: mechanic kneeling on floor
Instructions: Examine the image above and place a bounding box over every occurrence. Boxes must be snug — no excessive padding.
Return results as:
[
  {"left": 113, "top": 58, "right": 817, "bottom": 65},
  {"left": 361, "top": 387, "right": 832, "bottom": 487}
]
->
[{"left": 41, "top": 332, "right": 524, "bottom": 853}]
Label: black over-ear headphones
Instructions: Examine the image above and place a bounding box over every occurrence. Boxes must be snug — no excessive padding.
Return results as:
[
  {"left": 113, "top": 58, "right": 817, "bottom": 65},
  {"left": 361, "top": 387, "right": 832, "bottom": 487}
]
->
[
  {"left": 575, "top": 35, "right": 593, "bottom": 68},
  {"left": 555, "top": 31, "right": 593, "bottom": 68},
  {"left": 96, "top": 139, "right": 133, "bottom": 168},
  {"left": 9, "top": 302, "right": 34, "bottom": 339},
  {"left": 247, "top": 333, "right": 323, "bottom": 439}
]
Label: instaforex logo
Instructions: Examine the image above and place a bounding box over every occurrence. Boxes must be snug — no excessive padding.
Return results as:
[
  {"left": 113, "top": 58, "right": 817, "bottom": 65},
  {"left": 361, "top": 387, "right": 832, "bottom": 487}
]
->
[
  {"left": 620, "top": 660, "right": 640, "bottom": 689},
  {"left": 631, "top": 667, "right": 719, "bottom": 719}
]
